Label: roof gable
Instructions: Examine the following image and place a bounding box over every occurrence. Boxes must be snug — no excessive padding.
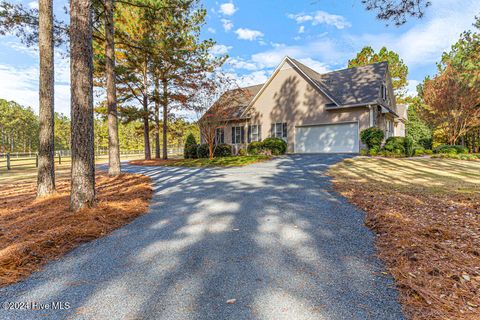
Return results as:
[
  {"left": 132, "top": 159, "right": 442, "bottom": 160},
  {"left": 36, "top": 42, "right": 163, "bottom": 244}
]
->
[{"left": 290, "top": 58, "right": 389, "bottom": 106}]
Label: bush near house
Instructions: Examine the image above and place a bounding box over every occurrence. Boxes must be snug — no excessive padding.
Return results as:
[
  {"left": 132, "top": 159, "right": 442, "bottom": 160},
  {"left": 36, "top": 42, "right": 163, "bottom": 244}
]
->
[
  {"left": 195, "top": 143, "right": 233, "bottom": 158},
  {"left": 383, "top": 137, "right": 406, "bottom": 154},
  {"left": 262, "top": 137, "right": 287, "bottom": 155},
  {"left": 433, "top": 144, "right": 469, "bottom": 154},
  {"left": 184, "top": 133, "right": 198, "bottom": 159},
  {"left": 215, "top": 144, "right": 233, "bottom": 157},
  {"left": 360, "top": 127, "right": 384, "bottom": 150},
  {"left": 196, "top": 144, "right": 209, "bottom": 158},
  {"left": 247, "top": 141, "right": 265, "bottom": 155}
]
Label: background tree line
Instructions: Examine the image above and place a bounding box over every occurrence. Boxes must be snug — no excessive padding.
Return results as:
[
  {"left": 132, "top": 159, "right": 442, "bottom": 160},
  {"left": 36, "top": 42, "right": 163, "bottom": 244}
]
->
[{"left": 0, "top": 98, "right": 199, "bottom": 153}]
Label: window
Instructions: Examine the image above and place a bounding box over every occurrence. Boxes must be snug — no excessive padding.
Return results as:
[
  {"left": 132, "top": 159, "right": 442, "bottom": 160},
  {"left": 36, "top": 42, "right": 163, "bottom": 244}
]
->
[
  {"left": 231, "top": 126, "right": 244, "bottom": 144},
  {"left": 386, "top": 119, "right": 394, "bottom": 138},
  {"left": 248, "top": 124, "right": 261, "bottom": 142},
  {"left": 215, "top": 128, "right": 224, "bottom": 144},
  {"left": 381, "top": 84, "right": 387, "bottom": 100},
  {"left": 271, "top": 122, "right": 287, "bottom": 140}
]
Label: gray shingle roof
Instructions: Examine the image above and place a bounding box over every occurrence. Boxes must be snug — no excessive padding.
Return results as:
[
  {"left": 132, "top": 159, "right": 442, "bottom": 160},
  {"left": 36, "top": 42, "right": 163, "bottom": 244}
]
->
[
  {"left": 290, "top": 58, "right": 389, "bottom": 106},
  {"left": 202, "top": 84, "right": 263, "bottom": 120},
  {"left": 203, "top": 57, "right": 393, "bottom": 120}
]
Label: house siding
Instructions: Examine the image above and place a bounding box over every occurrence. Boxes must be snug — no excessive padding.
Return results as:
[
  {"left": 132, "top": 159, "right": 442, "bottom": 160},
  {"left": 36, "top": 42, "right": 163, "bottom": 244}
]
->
[{"left": 242, "top": 61, "right": 370, "bottom": 153}]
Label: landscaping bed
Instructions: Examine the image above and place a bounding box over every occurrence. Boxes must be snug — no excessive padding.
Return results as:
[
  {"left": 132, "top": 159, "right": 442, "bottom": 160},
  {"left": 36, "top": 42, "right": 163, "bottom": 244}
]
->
[
  {"left": 129, "top": 155, "right": 271, "bottom": 167},
  {"left": 0, "top": 172, "right": 152, "bottom": 287},
  {"left": 328, "top": 158, "right": 480, "bottom": 320}
]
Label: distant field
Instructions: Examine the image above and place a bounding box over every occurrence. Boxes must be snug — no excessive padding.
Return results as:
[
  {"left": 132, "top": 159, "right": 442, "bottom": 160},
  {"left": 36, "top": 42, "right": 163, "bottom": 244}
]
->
[{"left": 0, "top": 153, "right": 146, "bottom": 184}]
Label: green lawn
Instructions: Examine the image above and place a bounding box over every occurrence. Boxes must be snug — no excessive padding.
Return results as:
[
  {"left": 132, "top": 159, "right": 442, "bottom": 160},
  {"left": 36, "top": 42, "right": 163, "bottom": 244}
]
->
[
  {"left": 129, "top": 155, "right": 271, "bottom": 167},
  {"left": 0, "top": 154, "right": 145, "bottom": 184}
]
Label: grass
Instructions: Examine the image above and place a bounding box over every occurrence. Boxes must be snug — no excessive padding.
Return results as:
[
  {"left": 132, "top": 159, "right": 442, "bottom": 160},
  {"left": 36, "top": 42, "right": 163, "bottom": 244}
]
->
[
  {"left": 129, "top": 155, "right": 271, "bottom": 167},
  {"left": 0, "top": 172, "right": 152, "bottom": 287},
  {"left": 328, "top": 157, "right": 480, "bottom": 320},
  {"left": 431, "top": 153, "right": 480, "bottom": 161},
  {"left": 0, "top": 154, "right": 145, "bottom": 184}
]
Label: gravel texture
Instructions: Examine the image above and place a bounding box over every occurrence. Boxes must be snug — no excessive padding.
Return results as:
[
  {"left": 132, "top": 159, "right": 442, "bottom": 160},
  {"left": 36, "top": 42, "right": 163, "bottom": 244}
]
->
[{"left": 0, "top": 154, "right": 404, "bottom": 320}]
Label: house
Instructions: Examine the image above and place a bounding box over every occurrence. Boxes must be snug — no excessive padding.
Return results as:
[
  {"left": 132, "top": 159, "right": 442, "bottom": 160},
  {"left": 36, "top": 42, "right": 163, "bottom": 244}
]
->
[{"left": 203, "top": 56, "right": 407, "bottom": 154}]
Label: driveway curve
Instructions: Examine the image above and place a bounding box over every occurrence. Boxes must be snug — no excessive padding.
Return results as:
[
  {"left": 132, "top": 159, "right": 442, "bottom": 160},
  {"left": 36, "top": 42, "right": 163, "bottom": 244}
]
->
[{"left": 0, "top": 154, "right": 404, "bottom": 320}]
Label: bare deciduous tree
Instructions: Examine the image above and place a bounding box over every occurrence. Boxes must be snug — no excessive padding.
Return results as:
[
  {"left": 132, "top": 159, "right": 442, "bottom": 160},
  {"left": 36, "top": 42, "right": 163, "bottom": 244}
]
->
[{"left": 197, "top": 74, "right": 249, "bottom": 159}]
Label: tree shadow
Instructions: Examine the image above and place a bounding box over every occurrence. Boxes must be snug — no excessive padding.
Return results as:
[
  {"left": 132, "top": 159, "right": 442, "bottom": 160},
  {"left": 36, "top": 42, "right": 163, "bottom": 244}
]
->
[{"left": 0, "top": 155, "right": 404, "bottom": 320}]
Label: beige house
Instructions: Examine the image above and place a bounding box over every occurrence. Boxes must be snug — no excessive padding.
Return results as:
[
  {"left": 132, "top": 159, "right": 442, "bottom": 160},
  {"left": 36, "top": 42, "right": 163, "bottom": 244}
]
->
[{"left": 203, "top": 56, "right": 407, "bottom": 154}]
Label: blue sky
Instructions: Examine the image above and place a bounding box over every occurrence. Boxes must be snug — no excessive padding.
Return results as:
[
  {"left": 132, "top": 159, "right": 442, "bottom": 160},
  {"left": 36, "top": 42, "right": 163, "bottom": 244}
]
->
[{"left": 0, "top": 0, "right": 479, "bottom": 116}]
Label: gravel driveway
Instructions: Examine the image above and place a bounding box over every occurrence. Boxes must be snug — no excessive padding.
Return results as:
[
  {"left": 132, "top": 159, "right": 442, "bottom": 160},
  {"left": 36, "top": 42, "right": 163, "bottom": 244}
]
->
[{"left": 0, "top": 154, "right": 404, "bottom": 320}]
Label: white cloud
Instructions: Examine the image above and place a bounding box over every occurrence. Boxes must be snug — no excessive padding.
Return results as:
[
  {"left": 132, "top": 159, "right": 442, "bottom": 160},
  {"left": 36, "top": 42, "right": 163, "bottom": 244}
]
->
[
  {"left": 406, "top": 80, "right": 420, "bottom": 97},
  {"left": 235, "top": 28, "right": 264, "bottom": 41},
  {"left": 207, "top": 27, "right": 216, "bottom": 34},
  {"left": 227, "top": 57, "right": 258, "bottom": 71},
  {"left": 219, "top": 2, "right": 237, "bottom": 16},
  {"left": 250, "top": 39, "right": 346, "bottom": 68},
  {"left": 348, "top": 0, "right": 480, "bottom": 67},
  {"left": 233, "top": 70, "right": 269, "bottom": 87},
  {"left": 211, "top": 44, "right": 232, "bottom": 55},
  {"left": 0, "top": 64, "right": 70, "bottom": 116},
  {"left": 28, "top": 1, "right": 38, "bottom": 9},
  {"left": 298, "top": 26, "right": 305, "bottom": 34},
  {"left": 221, "top": 19, "right": 233, "bottom": 32},
  {"left": 295, "top": 58, "right": 331, "bottom": 74},
  {"left": 288, "top": 11, "right": 351, "bottom": 29}
]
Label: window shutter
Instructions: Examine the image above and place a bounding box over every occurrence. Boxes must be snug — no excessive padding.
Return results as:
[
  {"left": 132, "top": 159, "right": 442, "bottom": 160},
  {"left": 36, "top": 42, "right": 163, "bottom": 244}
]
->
[
  {"left": 271, "top": 124, "right": 275, "bottom": 137},
  {"left": 247, "top": 125, "right": 251, "bottom": 143},
  {"left": 258, "top": 125, "right": 262, "bottom": 141},
  {"left": 231, "top": 127, "right": 235, "bottom": 144},
  {"left": 241, "top": 126, "right": 245, "bottom": 143},
  {"left": 283, "top": 123, "right": 287, "bottom": 138},
  {"left": 221, "top": 128, "right": 224, "bottom": 144}
]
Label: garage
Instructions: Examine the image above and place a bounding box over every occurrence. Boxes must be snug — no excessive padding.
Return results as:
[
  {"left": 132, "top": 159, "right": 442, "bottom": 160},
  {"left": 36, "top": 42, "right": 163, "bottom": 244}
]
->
[{"left": 294, "top": 122, "right": 359, "bottom": 153}]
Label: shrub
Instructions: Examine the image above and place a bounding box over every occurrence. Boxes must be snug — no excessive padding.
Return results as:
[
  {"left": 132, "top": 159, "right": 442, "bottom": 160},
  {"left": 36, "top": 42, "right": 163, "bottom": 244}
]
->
[
  {"left": 418, "top": 137, "right": 433, "bottom": 150},
  {"left": 383, "top": 137, "right": 406, "bottom": 154},
  {"left": 414, "top": 147, "right": 426, "bottom": 156},
  {"left": 360, "top": 148, "right": 368, "bottom": 156},
  {"left": 404, "top": 136, "right": 414, "bottom": 157},
  {"left": 262, "top": 137, "right": 287, "bottom": 155},
  {"left": 184, "top": 144, "right": 198, "bottom": 159},
  {"left": 360, "top": 127, "right": 384, "bottom": 150},
  {"left": 368, "top": 148, "right": 379, "bottom": 156},
  {"left": 424, "top": 149, "right": 433, "bottom": 155},
  {"left": 247, "top": 141, "right": 264, "bottom": 155},
  {"left": 196, "top": 144, "right": 209, "bottom": 158},
  {"left": 214, "top": 144, "right": 232, "bottom": 157},
  {"left": 434, "top": 145, "right": 469, "bottom": 154},
  {"left": 184, "top": 133, "right": 197, "bottom": 159},
  {"left": 238, "top": 148, "right": 247, "bottom": 156}
]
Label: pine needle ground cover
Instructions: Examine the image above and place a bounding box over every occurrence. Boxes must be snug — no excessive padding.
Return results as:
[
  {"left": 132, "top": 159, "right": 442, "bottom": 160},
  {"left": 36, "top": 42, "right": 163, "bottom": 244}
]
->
[
  {"left": 328, "top": 158, "right": 480, "bottom": 320},
  {"left": 0, "top": 172, "right": 152, "bottom": 287}
]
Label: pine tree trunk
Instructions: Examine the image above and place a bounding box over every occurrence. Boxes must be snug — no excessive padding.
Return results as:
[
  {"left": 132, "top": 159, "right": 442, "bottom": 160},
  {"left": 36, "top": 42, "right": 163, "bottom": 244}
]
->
[
  {"left": 142, "top": 98, "right": 151, "bottom": 160},
  {"left": 70, "top": 0, "right": 95, "bottom": 211},
  {"left": 154, "top": 78, "right": 160, "bottom": 159},
  {"left": 105, "top": 0, "right": 121, "bottom": 176},
  {"left": 162, "top": 78, "right": 168, "bottom": 160},
  {"left": 37, "top": 0, "right": 56, "bottom": 197}
]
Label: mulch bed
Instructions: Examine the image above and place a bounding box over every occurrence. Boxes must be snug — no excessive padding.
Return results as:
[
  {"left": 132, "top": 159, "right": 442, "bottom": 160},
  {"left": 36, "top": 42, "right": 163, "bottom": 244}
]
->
[
  {"left": 0, "top": 172, "right": 152, "bottom": 287},
  {"left": 331, "top": 180, "right": 480, "bottom": 319}
]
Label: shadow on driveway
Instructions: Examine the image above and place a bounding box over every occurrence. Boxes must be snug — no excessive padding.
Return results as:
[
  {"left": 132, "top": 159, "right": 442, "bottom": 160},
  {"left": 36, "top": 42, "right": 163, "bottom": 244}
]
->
[{"left": 0, "top": 154, "right": 404, "bottom": 320}]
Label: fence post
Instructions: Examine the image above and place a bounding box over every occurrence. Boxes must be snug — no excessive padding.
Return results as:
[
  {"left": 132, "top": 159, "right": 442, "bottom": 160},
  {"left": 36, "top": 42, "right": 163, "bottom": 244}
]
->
[
  {"left": 6, "top": 153, "right": 10, "bottom": 170},
  {"left": 36, "top": 153, "right": 38, "bottom": 168}
]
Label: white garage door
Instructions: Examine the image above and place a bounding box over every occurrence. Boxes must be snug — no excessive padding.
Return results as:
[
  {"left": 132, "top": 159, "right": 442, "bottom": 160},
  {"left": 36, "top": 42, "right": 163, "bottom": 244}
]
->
[{"left": 295, "top": 122, "right": 359, "bottom": 153}]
